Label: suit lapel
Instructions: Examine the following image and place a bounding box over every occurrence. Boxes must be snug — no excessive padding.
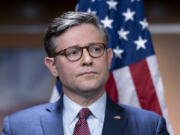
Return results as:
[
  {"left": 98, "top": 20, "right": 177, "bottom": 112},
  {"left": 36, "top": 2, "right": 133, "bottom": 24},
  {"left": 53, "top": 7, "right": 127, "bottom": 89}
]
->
[
  {"left": 40, "top": 96, "right": 64, "bottom": 135},
  {"left": 102, "top": 96, "right": 128, "bottom": 135},
  {"left": 40, "top": 94, "right": 129, "bottom": 135}
]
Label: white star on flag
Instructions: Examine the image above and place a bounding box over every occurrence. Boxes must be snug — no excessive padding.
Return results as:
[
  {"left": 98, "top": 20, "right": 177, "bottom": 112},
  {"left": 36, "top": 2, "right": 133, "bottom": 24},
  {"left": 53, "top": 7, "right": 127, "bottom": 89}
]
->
[
  {"left": 117, "top": 28, "right": 129, "bottom": 40},
  {"left": 139, "top": 19, "right": 149, "bottom": 30},
  {"left": 134, "top": 36, "right": 147, "bottom": 50},
  {"left": 101, "top": 16, "right": 114, "bottom": 29},
  {"left": 87, "top": 8, "right": 96, "bottom": 15},
  {"left": 113, "top": 46, "right": 124, "bottom": 59},
  {"left": 106, "top": 0, "right": 118, "bottom": 10},
  {"left": 122, "top": 8, "right": 135, "bottom": 22},
  {"left": 91, "top": 0, "right": 95, "bottom": 2}
]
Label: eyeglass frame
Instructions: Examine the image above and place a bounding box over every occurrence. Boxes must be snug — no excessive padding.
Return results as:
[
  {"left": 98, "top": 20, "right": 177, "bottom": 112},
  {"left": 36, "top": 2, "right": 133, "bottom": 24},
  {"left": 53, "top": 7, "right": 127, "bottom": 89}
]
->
[{"left": 53, "top": 42, "right": 107, "bottom": 62}]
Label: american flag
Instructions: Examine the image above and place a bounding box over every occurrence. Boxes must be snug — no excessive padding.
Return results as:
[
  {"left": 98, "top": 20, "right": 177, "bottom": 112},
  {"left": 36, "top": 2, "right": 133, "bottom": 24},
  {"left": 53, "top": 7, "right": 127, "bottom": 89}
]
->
[{"left": 50, "top": 0, "right": 173, "bottom": 134}]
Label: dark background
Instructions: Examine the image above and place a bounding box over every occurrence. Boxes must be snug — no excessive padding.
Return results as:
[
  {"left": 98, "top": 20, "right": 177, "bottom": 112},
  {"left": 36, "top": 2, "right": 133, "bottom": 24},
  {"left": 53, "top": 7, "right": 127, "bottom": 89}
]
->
[
  {"left": 0, "top": 0, "right": 180, "bottom": 48},
  {"left": 0, "top": 0, "right": 179, "bottom": 25}
]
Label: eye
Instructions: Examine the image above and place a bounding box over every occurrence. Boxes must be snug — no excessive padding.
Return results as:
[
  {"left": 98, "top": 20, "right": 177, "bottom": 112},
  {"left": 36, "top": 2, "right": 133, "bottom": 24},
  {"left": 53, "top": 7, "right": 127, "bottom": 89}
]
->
[
  {"left": 90, "top": 45, "right": 103, "bottom": 53},
  {"left": 66, "top": 47, "right": 80, "bottom": 57},
  {"left": 94, "top": 46, "right": 102, "bottom": 52}
]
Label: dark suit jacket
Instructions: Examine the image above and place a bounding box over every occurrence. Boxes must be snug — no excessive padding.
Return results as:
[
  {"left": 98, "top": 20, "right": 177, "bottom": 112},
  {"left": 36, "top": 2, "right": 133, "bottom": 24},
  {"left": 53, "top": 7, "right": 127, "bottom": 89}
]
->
[{"left": 1, "top": 95, "right": 169, "bottom": 135}]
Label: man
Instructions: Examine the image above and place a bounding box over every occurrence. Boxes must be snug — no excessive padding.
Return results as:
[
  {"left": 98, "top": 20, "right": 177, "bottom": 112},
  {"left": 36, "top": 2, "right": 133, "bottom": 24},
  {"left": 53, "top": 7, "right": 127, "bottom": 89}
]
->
[{"left": 1, "top": 11, "right": 169, "bottom": 135}]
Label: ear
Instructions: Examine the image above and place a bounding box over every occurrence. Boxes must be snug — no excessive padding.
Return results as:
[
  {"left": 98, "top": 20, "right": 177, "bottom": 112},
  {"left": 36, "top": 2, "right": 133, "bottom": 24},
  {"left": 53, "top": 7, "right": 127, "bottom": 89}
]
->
[
  {"left": 107, "top": 48, "right": 113, "bottom": 69},
  {"left": 44, "top": 57, "right": 58, "bottom": 77}
]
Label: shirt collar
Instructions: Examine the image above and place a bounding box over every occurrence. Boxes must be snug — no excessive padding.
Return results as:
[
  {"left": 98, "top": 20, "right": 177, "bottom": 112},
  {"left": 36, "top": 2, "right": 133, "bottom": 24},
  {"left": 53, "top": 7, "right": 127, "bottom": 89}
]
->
[
  {"left": 63, "top": 92, "right": 107, "bottom": 124},
  {"left": 63, "top": 94, "right": 82, "bottom": 124},
  {"left": 88, "top": 92, "right": 106, "bottom": 123}
]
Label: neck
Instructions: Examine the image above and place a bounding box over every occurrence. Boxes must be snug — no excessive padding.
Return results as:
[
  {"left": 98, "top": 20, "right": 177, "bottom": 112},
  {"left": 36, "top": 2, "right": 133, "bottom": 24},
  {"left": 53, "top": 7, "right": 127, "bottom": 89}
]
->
[{"left": 63, "top": 88, "right": 105, "bottom": 107}]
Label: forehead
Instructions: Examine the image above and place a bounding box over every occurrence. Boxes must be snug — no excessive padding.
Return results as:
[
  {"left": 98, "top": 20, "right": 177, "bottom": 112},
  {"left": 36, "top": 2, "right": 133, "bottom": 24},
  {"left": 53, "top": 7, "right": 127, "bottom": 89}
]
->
[{"left": 55, "top": 24, "right": 104, "bottom": 50}]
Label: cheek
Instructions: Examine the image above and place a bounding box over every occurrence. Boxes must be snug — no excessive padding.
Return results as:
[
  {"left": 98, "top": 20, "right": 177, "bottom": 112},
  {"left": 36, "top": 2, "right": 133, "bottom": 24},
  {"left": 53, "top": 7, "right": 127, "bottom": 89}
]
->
[
  {"left": 56, "top": 62, "right": 76, "bottom": 82},
  {"left": 95, "top": 58, "right": 109, "bottom": 74}
]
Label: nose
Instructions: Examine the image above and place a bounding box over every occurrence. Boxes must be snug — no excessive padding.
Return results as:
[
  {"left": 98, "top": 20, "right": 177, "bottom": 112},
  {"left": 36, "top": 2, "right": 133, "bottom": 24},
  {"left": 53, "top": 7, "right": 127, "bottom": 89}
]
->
[{"left": 80, "top": 48, "right": 93, "bottom": 66}]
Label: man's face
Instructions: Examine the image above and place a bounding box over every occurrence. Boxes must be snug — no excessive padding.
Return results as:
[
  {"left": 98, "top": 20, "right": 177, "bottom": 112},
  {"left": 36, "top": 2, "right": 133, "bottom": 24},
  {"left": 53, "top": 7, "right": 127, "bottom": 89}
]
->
[{"left": 46, "top": 24, "right": 113, "bottom": 97}]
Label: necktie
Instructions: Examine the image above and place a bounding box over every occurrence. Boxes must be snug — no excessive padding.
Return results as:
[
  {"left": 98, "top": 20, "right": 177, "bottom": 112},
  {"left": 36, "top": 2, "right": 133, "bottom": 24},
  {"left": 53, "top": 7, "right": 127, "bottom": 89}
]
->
[{"left": 73, "top": 108, "right": 91, "bottom": 135}]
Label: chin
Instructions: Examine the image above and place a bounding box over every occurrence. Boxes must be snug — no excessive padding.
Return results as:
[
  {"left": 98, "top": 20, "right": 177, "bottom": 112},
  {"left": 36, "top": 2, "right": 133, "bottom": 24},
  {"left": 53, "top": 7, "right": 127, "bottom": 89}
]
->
[
  {"left": 78, "top": 83, "right": 104, "bottom": 92},
  {"left": 77, "top": 87, "right": 103, "bottom": 98}
]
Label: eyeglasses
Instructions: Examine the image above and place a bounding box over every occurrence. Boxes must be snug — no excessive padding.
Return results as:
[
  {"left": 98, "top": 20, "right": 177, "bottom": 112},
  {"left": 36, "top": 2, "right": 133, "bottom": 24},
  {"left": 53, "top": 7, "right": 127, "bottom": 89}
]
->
[{"left": 53, "top": 42, "right": 106, "bottom": 62}]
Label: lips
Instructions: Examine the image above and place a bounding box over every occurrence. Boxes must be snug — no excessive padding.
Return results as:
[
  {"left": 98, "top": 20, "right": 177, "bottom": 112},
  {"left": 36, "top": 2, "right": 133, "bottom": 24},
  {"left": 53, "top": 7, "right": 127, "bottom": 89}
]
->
[{"left": 78, "top": 71, "right": 97, "bottom": 77}]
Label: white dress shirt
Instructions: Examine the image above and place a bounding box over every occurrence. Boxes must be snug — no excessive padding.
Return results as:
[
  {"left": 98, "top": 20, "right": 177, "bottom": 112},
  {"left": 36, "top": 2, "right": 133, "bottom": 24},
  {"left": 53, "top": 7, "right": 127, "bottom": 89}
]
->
[{"left": 62, "top": 92, "right": 107, "bottom": 135}]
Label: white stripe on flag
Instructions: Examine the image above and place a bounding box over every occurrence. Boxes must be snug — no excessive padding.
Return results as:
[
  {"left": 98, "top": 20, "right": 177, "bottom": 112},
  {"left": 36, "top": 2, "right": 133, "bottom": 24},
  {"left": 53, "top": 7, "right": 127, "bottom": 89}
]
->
[
  {"left": 113, "top": 67, "right": 141, "bottom": 108},
  {"left": 147, "top": 55, "right": 173, "bottom": 134},
  {"left": 50, "top": 85, "right": 60, "bottom": 103}
]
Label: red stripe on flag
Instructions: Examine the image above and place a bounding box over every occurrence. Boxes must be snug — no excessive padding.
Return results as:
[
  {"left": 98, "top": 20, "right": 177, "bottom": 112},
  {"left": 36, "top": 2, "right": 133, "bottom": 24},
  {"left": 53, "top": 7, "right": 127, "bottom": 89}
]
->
[
  {"left": 129, "top": 59, "right": 162, "bottom": 115},
  {"left": 105, "top": 72, "right": 118, "bottom": 103}
]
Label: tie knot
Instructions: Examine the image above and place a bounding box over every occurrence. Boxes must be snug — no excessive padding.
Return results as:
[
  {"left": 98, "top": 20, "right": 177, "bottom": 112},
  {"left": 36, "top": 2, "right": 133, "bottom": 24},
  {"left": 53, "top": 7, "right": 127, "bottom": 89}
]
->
[{"left": 78, "top": 108, "right": 91, "bottom": 119}]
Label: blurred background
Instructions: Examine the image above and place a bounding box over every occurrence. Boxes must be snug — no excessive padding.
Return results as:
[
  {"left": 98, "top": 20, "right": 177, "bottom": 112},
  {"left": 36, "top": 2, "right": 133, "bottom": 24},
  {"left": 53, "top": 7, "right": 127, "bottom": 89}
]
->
[{"left": 0, "top": 0, "right": 179, "bottom": 134}]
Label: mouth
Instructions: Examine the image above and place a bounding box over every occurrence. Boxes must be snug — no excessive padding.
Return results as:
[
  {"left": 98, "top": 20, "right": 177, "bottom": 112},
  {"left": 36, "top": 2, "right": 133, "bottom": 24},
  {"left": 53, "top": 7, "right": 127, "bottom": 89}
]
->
[{"left": 78, "top": 71, "right": 97, "bottom": 77}]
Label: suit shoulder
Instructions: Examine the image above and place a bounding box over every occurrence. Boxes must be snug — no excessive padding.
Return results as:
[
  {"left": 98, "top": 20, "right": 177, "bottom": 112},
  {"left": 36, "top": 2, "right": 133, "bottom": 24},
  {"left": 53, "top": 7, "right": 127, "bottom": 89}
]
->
[
  {"left": 8, "top": 102, "right": 57, "bottom": 121},
  {"left": 115, "top": 104, "right": 169, "bottom": 134},
  {"left": 2, "top": 102, "right": 60, "bottom": 135},
  {"left": 119, "top": 104, "right": 161, "bottom": 120}
]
